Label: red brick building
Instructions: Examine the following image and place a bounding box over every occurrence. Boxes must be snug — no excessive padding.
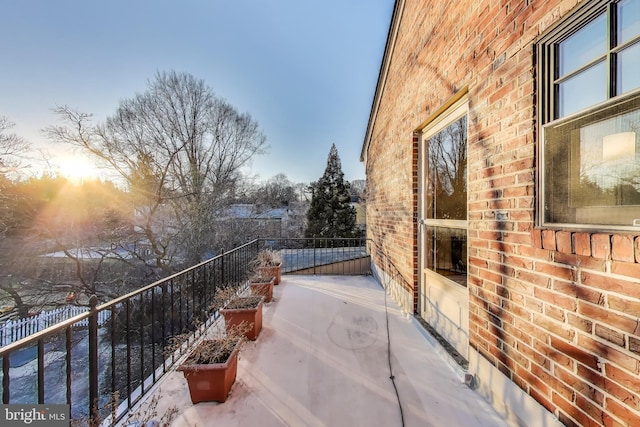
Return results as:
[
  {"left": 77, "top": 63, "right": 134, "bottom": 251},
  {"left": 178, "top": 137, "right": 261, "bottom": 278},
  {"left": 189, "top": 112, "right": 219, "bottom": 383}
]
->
[{"left": 362, "top": 1, "right": 640, "bottom": 425}]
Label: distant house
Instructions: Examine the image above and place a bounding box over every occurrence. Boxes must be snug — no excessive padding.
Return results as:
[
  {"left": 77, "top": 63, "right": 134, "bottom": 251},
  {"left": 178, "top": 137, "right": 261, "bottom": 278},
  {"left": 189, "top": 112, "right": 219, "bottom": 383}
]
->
[
  {"left": 42, "top": 247, "right": 134, "bottom": 260},
  {"left": 362, "top": 1, "right": 640, "bottom": 426},
  {"left": 223, "top": 204, "right": 289, "bottom": 240},
  {"left": 38, "top": 244, "right": 145, "bottom": 283}
]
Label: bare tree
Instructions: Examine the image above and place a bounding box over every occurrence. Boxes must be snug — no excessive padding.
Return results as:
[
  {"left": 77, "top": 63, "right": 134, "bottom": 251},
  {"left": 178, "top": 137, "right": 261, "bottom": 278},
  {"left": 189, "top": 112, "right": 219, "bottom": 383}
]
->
[
  {"left": 254, "top": 173, "right": 297, "bottom": 207},
  {"left": 47, "top": 71, "right": 267, "bottom": 270},
  {"left": 0, "top": 116, "right": 30, "bottom": 174},
  {"left": 0, "top": 117, "right": 31, "bottom": 236}
]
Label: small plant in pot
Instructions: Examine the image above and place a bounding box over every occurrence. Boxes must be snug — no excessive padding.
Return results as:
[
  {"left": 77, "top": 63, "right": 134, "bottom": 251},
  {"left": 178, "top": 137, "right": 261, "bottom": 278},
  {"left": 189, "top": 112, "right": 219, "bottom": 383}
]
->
[
  {"left": 220, "top": 295, "right": 264, "bottom": 341},
  {"left": 248, "top": 273, "right": 275, "bottom": 303},
  {"left": 174, "top": 321, "right": 251, "bottom": 404},
  {"left": 215, "top": 285, "right": 265, "bottom": 341},
  {"left": 256, "top": 249, "right": 282, "bottom": 285}
]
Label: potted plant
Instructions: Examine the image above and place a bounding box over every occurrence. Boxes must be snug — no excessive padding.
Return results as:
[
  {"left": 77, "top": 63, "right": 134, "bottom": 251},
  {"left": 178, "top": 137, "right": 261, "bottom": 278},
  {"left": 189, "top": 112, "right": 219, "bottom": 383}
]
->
[
  {"left": 248, "top": 274, "right": 275, "bottom": 303},
  {"left": 220, "top": 295, "right": 264, "bottom": 341},
  {"left": 256, "top": 249, "right": 282, "bottom": 285},
  {"left": 175, "top": 322, "right": 250, "bottom": 404}
]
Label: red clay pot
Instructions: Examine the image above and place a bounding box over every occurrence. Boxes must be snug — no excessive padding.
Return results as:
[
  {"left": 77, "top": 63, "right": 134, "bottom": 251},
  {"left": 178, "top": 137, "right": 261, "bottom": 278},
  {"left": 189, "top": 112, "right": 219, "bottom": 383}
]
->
[
  {"left": 259, "top": 263, "right": 282, "bottom": 285},
  {"left": 220, "top": 296, "right": 264, "bottom": 341},
  {"left": 249, "top": 276, "right": 275, "bottom": 302},
  {"left": 177, "top": 340, "right": 240, "bottom": 404}
]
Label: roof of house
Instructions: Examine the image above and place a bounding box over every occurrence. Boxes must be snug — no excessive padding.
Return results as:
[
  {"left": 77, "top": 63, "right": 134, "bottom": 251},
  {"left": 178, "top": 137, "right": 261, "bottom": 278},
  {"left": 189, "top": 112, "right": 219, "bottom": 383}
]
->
[
  {"left": 226, "top": 204, "right": 288, "bottom": 220},
  {"left": 360, "top": 0, "right": 405, "bottom": 164}
]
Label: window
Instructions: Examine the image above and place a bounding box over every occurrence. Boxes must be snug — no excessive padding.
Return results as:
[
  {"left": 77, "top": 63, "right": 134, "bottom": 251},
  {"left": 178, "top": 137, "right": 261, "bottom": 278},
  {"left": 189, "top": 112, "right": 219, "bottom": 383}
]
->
[
  {"left": 421, "top": 101, "right": 467, "bottom": 286},
  {"left": 538, "top": 0, "right": 640, "bottom": 230}
]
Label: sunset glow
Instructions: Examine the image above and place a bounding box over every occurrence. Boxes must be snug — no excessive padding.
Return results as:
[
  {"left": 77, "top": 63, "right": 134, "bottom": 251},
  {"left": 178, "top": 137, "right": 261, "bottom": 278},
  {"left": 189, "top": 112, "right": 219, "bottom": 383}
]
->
[{"left": 54, "top": 156, "right": 101, "bottom": 182}]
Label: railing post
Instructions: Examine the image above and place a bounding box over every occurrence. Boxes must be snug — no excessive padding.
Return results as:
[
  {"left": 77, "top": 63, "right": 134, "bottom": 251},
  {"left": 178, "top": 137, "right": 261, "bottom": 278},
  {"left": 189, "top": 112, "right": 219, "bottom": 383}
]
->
[
  {"left": 2, "top": 349, "right": 9, "bottom": 403},
  {"left": 221, "top": 248, "right": 225, "bottom": 285},
  {"left": 37, "top": 339, "right": 44, "bottom": 403},
  {"left": 88, "top": 295, "right": 99, "bottom": 419},
  {"left": 313, "top": 238, "right": 317, "bottom": 275}
]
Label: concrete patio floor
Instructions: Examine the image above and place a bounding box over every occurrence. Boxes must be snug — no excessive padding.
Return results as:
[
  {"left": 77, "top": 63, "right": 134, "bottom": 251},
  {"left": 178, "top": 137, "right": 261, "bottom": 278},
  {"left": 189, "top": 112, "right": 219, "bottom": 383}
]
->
[{"left": 128, "top": 275, "right": 510, "bottom": 427}]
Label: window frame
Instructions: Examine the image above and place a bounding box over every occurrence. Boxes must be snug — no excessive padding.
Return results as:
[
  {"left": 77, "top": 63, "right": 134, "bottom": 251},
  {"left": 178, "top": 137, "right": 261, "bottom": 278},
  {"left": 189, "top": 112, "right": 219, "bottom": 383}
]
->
[
  {"left": 536, "top": 0, "right": 640, "bottom": 231},
  {"left": 419, "top": 97, "right": 468, "bottom": 287}
]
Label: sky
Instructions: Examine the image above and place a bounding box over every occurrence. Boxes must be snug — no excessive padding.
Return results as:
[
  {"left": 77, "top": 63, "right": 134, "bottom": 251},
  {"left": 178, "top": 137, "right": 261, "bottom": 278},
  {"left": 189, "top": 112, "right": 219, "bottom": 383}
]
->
[{"left": 0, "top": 1, "right": 394, "bottom": 184}]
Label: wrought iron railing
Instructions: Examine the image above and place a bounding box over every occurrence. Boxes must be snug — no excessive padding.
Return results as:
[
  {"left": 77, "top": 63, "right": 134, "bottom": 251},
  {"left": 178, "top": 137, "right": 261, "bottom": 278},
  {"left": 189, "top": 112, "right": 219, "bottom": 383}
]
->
[
  {"left": 0, "top": 238, "right": 371, "bottom": 425},
  {"left": 259, "top": 237, "right": 371, "bottom": 275}
]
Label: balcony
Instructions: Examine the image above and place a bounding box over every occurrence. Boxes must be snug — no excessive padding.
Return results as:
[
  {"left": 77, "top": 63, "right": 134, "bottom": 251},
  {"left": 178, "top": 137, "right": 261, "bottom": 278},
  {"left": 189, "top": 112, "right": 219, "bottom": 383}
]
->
[
  {"left": 0, "top": 239, "right": 508, "bottom": 426},
  {"left": 132, "top": 274, "right": 509, "bottom": 427}
]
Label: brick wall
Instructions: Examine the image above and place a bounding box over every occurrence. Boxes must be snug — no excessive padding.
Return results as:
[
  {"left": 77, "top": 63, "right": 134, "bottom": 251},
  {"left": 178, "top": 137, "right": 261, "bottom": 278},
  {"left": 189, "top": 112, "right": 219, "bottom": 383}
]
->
[
  {"left": 364, "top": 107, "right": 419, "bottom": 313},
  {"left": 364, "top": 0, "right": 640, "bottom": 425}
]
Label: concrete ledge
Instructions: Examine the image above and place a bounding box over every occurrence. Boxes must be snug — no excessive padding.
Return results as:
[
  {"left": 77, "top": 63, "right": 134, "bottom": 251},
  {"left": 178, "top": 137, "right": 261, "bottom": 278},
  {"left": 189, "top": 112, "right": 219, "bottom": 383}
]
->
[
  {"left": 468, "top": 347, "right": 564, "bottom": 427},
  {"left": 371, "top": 263, "right": 413, "bottom": 313},
  {"left": 410, "top": 317, "right": 563, "bottom": 427},
  {"left": 411, "top": 315, "right": 469, "bottom": 383}
]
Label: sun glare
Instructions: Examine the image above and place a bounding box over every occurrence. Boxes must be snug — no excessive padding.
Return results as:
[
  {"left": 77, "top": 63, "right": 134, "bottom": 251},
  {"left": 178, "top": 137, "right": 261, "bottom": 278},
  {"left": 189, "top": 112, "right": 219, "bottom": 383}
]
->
[{"left": 56, "top": 156, "right": 100, "bottom": 183}]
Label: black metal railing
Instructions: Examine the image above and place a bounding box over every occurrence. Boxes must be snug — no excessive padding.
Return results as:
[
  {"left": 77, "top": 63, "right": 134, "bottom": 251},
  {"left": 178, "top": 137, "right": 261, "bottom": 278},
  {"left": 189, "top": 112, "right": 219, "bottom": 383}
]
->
[
  {"left": 258, "top": 237, "right": 371, "bottom": 275},
  {"left": 0, "top": 237, "right": 371, "bottom": 425},
  {"left": 0, "top": 241, "right": 258, "bottom": 424}
]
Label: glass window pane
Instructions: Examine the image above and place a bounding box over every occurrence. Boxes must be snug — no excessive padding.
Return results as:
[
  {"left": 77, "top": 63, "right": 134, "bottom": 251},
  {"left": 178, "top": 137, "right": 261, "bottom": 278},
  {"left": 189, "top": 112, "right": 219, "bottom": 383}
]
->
[
  {"left": 544, "top": 93, "right": 640, "bottom": 227},
  {"left": 575, "top": 110, "right": 640, "bottom": 205},
  {"left": 558, "top": 13, "right": 606, "bottom": 77},
  {"left": 558, "top": 60, "right": 607, "bottom": 117},
  {"left": 618, "top": 0, "right": 640, "bottom": 45},
  {"left": 426, "top": 115, "right": 467, "bottom": 220},
  {"left": 425, "top": 226, "right": 467, "bottom": 287},
  {"left": 618, "top": 41, "right": 640, "bottom": 95}
]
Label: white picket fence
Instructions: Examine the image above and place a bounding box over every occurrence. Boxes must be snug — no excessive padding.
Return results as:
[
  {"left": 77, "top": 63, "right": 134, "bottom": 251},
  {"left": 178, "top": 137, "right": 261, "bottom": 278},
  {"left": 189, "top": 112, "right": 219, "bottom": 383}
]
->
[{"left": 0, "top": 306, "right": 112, "bottom": 347}]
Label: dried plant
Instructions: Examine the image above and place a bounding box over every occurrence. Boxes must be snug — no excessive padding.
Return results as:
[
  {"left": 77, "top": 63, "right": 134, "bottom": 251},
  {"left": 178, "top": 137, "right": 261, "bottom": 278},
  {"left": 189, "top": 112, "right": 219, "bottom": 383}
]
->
[
  {"left": 249, "top": 288, "right": 271, "bottom": 304},
  {"left": 211, "top": 283, "right": 263, "bottom": 310},
  {"left": 222, "top": 296, "right": 263, "bottom": 310},
  {"left": 210, "top": 283, "right": 243, "bottom": 311},
  {"left": 123, "top": 394, "right": 179, "bottom": 427},
  {"left": 256, "top": 249, "right": 281, "bottom": 267},
  {"left": 166, "top": 287, "right": 253, "bottom": 366},
  {"left": 165, "top": 281, "right": 262, "bottom": 369},
  {"left": 179, "top": 321, "right": 250, "bottom": 365},
  {"left": 249, "top": 272, "right": 274, "bottom": 283},
  {"left": 71, "top": 391, "right": 178, "bottom": 427},
  {"left": 215, "top": 284, "right": 264, "bottom": 310}
]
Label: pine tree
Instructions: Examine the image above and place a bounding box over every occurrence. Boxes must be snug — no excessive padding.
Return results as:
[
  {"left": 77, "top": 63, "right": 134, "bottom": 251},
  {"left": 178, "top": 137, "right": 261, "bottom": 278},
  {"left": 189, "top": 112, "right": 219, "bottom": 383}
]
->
[{"left": 305, "top": 144, "right": 358, "bottom": 238}]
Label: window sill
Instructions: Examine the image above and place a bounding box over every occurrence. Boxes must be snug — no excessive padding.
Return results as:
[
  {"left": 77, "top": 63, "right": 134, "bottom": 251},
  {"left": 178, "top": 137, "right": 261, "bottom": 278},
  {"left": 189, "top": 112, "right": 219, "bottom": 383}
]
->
[{"left": 531, "top": 228, "right": 640, "bottom": 264}]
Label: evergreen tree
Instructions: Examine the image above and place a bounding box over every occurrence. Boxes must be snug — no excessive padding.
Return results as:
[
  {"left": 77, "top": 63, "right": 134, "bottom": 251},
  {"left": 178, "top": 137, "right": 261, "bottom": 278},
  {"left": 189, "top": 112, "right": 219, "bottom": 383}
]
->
[{"left": 305, "top": 144, "right": 358, "bottom": 238}]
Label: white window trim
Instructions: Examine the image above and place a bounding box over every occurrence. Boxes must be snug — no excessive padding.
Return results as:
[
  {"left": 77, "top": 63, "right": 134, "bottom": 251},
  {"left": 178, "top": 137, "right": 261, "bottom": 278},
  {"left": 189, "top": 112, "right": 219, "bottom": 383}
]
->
[
  {"left": 418, "top": 95, "right": 469, "bottom": 289},
  {"left": 420, "top": 97, "right": 469, "bottom": 230}
]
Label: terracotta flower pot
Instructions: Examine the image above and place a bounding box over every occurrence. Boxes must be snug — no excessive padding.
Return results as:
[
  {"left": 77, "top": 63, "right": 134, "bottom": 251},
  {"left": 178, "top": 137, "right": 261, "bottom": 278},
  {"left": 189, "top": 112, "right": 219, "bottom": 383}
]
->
[
  {"left": 249, "top": 276, "right": 275, "bottom": 303},
  {"left": 259, "top": 263, "right": 282, "bottom": 285},
  {"left": 177, "top": 340, "right": 240, "bottom": 404},
  {"left": 220, "top": 296, "right": 264, "bottom": 341}
]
